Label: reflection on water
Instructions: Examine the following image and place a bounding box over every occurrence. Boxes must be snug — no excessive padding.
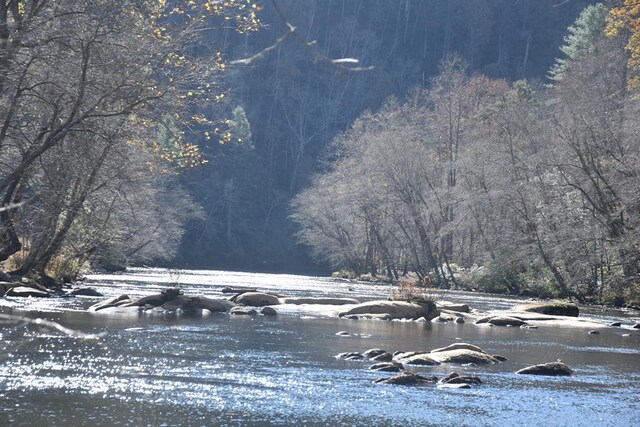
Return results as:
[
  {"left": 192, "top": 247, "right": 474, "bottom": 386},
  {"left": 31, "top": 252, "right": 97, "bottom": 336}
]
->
[{"left": 1, "top": 269, "right": 639, "bottom": 426}]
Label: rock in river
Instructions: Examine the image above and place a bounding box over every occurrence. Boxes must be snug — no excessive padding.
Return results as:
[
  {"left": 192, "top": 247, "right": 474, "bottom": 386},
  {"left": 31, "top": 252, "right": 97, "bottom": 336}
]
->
[
  {"left": 338, "top": 300, "right": 438, "bottom": 320},
  {"left": 369, "top": 362, "right": 403, "bottom": 372},
  {"left": 516, "top": 362, "right": 574, "bottom": 376},
  {"left": 374, "top": 372, "right": 438, "bottom": 385},
  {"left": 230, "top": 306, "right": 258, "bottom": 316},
  {"left": 427, "top": 349, "right": 500, "bottom": 365},
  {"left": 430, "top": 343, "right": 488, "bottom": 354},
  {"left": 512, "top": 301, "right": 579, "bottom": 317},
  {"left": 232, "top": 292, "right": 280, "bottom": 306},
  {"left": 5, "top": 286, "right": 51, "bottom": 298}
]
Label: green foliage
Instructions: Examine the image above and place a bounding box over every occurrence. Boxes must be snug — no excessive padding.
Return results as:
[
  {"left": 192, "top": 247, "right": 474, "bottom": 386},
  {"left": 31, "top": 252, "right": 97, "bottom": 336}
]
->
[{"left": 549, "top": 3, "right": 608, "bottom": 81}]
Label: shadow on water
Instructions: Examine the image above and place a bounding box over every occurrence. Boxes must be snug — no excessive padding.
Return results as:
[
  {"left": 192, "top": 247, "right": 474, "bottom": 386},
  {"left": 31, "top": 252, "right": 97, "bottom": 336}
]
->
[{"left": 1, "top": 269, "right": 639, "bottom": 426}]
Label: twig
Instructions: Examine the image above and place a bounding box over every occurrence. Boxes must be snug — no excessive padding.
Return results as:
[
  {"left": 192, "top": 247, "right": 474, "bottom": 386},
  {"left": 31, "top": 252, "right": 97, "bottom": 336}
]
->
[{"left": 230, "top": 0, "right": 374, "bottom": 72}]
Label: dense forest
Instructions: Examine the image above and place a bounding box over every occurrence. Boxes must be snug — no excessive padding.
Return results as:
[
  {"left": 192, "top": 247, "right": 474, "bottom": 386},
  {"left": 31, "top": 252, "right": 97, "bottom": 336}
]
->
[{"left": 1, "top": 1, "right": 639, "bottom": 305}]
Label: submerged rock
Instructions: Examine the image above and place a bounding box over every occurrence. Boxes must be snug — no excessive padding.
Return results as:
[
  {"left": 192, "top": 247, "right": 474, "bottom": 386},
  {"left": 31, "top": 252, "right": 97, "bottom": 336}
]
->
[
  {"left": 230, "top": 306, "right": 258, "bottom": 316},
  {"left": 335, "top": 352, "right": 364, "bottom": 360},
  {"left": 338, "top": 300, "right": 438, "bottom": 320},
  {"left": 512, "top": 301, "right": 579, "bottom": 317},
  {"left": 516, "top": 362, "right": 574, "bottom": 376},
  {"left": 374, "top": 372, "right": 438, "bottom": 385}
]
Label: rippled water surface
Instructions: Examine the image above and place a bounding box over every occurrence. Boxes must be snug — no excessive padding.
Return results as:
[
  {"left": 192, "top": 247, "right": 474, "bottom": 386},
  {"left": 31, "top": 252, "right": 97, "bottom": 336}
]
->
[{"left": 1, "top": 269, "right": 639, "bottom": 426}]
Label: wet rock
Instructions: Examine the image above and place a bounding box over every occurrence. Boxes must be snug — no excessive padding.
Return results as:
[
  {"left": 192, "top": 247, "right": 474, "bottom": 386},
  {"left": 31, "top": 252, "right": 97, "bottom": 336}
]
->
[
  {"left": 335, "top": 352, "right": 364, "bottom": 360},
  {"left": 0, "top": 281, "right": 17, "bottom": 295},
  {"left": 398, "top": 354, "right": 441, "bottom": 366},
  {"left": 431, "top": 315, "right": 451, "bottom": 323},
  {"left": 369, "top": 362, "right": 403, "bottom": 372},
  {"left": 415, "top": 317, "right": 428, "bottom": 323},
  {"left": 88, "top": 294, "right": 131, "bottom": 311},
  {"left": 427, "top": 349, "right": 500, "bottom": 365},
  {"left": 374, "top": 372, "right": 438, "bottom": 385},
  {"left": 632, "top": 323, "right": 640, "bottom": 330},
  {"left": 191, "top": 297, "right": 235, "bottom": 312},
  {"left": 492, "top": 355, "right": 508, "bottom": 362},
  {"left": 588, "top": 330, "right": 600, "bottom": 335},
  {"left": 230, "top": 306, "right": 258, "bottom": 316},
  {"left": 455, "top": 317, "right": 465, "bottom": 324},
  {"left": 512, "top": 301, "right": 579, "bottom": 317},
  {"left": 261, "top": 306, "right": 277, "bottom": 316},
  {"left": 5, "top": 286, "right": 51, "bottom": 298},
  {"left": 363, "top": 348, "right": 387, "bottom": 359},
  {"left": 437, "top": 382, "right": 471, "bottom": 389},
  {"left": 371, "top": 352, "right": 393, "bottom": 362},
  {"left": 232, "top": 292, "right": 280, "bottom": 306},
  {"left": 439, "top": 372, "right": 482, "bottom": 385},
  {"left": 488, "top": 316, "right": 527, "bottom": 327},
  {"left": 430, "top": 343, "right": 488, "bottom": 354},
  {"left": 516, "top": 362, "right": 574, "bottom": 376},
  {"left": 279, "top": 297, "right": 360, "bottom": 305},
  {"left": 69, "top": 287, "right": 103, "bottom": 297},
  {"left": 609, "top": 321, "right": 621, "bottom": 327},
  {"left": 338, "top": 300, "right": 438, "bottom": 321},
  {"left": 335, "top": 331, "right": 351, "bottom": 337}
]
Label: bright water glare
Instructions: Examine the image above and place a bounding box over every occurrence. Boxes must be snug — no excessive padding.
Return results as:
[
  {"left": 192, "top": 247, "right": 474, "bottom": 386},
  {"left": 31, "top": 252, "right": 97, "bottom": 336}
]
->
[{"left": 1, "top": 268, "right": 639, "bottom": 426}]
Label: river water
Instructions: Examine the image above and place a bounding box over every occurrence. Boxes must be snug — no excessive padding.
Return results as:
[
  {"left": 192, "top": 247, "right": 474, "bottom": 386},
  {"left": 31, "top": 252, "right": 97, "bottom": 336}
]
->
[{"left": 1, "top": 268, "right": 639, "bottom": 426}]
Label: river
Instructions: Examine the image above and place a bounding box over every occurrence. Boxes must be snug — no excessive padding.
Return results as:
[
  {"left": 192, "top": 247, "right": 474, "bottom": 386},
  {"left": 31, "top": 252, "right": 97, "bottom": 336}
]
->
[{"left": 1, "top": 268, "right": 639, "bottom": 426}]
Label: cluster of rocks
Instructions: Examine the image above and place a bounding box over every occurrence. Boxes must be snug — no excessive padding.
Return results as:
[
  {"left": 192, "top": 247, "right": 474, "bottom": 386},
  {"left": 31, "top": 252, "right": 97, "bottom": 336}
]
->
[
  {"left": 0, "top": 276, "right": 104, "bottom": 299},
  {"left": 336, "top": 341, "right": 575, "bottom": 389}
]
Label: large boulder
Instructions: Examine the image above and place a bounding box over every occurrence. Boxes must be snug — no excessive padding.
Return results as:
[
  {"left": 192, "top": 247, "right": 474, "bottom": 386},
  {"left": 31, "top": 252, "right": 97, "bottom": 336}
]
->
[
  {"left": 427, "top": 349, "right": 500, "bottom": 365},
  {"left": 232, "top": 292, "right": 280, "bottom": 306},
  {"left": 338, "top": 300, "right": 438, "bottom": 320},
  {"left": 516, "top": 362, "right": 574, "bottom": 376},
  {"left": 512, "top": 301, "right": 579, "bottom": 317},
  {"left": 279, "top": 297, "right": 360, "bottom": 305}
]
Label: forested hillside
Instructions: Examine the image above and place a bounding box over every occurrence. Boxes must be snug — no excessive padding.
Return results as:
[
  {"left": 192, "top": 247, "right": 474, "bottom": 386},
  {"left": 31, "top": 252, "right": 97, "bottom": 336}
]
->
[{"left": 175, "top": 0, "right": 601, "bottom": 272}]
